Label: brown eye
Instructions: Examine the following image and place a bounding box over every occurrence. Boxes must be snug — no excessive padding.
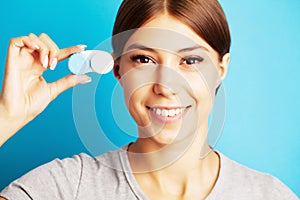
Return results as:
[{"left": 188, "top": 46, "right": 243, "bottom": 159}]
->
[
  {"left": 130, "top": 55, "right": 155, "bottom": 64},
  {"left": 182, "top": 56, "right": 204, "bottom": 65}
]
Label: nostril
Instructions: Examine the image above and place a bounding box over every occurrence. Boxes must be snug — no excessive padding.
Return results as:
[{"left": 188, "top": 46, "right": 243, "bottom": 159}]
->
[{"left": 153, "top": 83, "right": 176, "bottom": 96}]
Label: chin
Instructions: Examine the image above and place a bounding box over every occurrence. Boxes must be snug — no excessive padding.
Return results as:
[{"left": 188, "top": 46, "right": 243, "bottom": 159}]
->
[
  {"left": 152, "top": 134, "right": 176, "bottom": 146},
  {"left": 150, "top": 128, "right": 195, "bottom": 147}
]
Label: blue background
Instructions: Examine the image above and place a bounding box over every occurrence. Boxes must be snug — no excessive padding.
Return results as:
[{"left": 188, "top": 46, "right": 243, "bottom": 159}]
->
[{"left": 0, "top": 0, "right": 299, "bottom": 197}]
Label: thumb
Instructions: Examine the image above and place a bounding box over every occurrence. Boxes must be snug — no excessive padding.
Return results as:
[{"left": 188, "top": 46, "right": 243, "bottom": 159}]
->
[{"left": 48, "top": 74, "right": 92, "bottom": 101}]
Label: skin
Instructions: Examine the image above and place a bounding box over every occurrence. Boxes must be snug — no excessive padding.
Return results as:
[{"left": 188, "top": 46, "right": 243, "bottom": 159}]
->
[{"left": 115, "top": 14, "right": 230, "bottom": 199}]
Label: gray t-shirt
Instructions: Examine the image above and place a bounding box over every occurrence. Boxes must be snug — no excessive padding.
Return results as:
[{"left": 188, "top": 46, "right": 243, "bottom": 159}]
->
[{"left": 0, "top": 145, "right": 298, "bottom": 200}]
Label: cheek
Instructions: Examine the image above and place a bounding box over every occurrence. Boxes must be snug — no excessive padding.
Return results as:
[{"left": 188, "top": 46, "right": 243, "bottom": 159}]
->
[
  {"left": 118, "top": 61, "right": 158, "bottom": 103},
  {"left": 125, "top": 88, "right": 150, "bottom": 126},
  {"left": 189, "top": 54, "right": 222, "bottom": 101},
  {"left": 187, "top": 71, "right": 218, "bottom": 112}
]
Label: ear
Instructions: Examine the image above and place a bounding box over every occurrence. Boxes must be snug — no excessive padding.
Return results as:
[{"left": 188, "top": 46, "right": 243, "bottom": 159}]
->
[
  {"left": 112, "top": 52, "right": 121, "bottom": 79},
  {"left": 112, "top": 52, "right": 124, "bottom": 87},
  {"left": 218, "top": 53, "right": 230, "bottom": 81}
]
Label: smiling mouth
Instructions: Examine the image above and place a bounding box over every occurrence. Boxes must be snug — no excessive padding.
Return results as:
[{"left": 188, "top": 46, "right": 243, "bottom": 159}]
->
[{"left": 146, "top": 105, "right": 192, "bottom": 123}]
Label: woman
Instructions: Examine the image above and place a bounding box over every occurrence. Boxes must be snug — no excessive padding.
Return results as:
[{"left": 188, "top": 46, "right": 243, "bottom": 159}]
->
[{"left": 0, "top": 0, "right": 298, "bottom": 199}]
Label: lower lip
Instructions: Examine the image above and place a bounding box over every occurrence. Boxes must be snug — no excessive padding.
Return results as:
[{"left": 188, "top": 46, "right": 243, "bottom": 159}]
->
[{"left": 149, "top": 108, "right": 188, "bottom": 124}]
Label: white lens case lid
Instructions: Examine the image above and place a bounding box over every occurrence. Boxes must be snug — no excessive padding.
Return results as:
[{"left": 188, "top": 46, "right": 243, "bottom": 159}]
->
[{"left": 68, "top": 50, "right": 114, "bottom": 75}]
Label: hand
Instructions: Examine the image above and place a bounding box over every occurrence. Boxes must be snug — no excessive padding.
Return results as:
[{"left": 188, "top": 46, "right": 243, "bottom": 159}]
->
[{"left": 0, "top": 33, "right": 91, "bottom": 146}]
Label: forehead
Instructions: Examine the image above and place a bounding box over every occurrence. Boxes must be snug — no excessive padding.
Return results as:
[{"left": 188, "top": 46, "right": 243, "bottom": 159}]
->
[{"left": 123, "top": 14, "right": 217, "bottom": 55}]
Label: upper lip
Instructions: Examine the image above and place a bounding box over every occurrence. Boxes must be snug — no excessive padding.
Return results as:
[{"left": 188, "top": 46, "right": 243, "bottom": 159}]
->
[{"left": 146, "top": 105, "right": 191, "bottom": 110}]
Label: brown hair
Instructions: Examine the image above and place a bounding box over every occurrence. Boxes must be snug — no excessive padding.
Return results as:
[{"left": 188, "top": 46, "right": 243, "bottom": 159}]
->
[{"left": 112, "top": 0, "right": 231, "bottom": 61}]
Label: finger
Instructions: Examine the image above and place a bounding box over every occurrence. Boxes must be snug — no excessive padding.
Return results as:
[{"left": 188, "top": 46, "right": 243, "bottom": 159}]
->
[
  {"left": 48, "top": 74, "right": 91, "bottom": 101},
  {"left": 58, "top": 45, "right": 87, "bottom": 62},
  {"left": 28, "top": 35, "right": 50, "bottom": 69},
  {"left": 39, "top": 33, "right": 59, "bottom": 70},
  {"left": 8, "top": 36, "right": 39, "bottom": 56}
]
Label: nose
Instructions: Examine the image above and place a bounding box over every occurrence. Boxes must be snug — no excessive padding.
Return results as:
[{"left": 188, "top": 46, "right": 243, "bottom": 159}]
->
[{"left": 153, "top": 65, "right": 177, "bottom": 97}]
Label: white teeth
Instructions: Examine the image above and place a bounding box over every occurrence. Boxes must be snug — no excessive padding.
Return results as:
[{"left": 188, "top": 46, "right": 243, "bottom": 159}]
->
[
  {"left": 168, "top": 109, "right": 176, "bottom": 117},
  {"left": 156, "top": 108, "right": 162, "bottom": 115},
  {"left": 162, "top": 109, "right": 168, "bottom": 117},
  {"left": 152, "top": 107, "right": 186, "bottom": 117}
]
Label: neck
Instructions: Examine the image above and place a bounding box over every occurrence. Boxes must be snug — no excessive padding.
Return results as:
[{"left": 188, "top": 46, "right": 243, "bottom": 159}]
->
[{"left": 127, "top": 123, "right": 220, "bottom": 198}]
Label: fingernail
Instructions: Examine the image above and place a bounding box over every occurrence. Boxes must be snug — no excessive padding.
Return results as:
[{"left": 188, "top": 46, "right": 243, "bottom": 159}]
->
[
  {"left": 32, "top": 42, "right": 39, "bottom": 50},
  {"left": 77, "top": 44, "right": 87, "bottom": 50},
  {"left": 77, "top": 75, "right": 92, "bottom": 84},
  {"left": 50, "top": 58, "right": 57, "bottom": 70},
  {"left": 43, "top": 55, "right": 49, "bottom": 68}
]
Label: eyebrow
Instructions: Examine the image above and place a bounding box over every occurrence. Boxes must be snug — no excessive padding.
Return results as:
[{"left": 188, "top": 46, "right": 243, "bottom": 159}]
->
[
  {"left": 125, "top": 44, "right": 157, "bottom": 53},
  {"left": 178, "top": 45, "right": 209, "bottom": 53},
  {"left": 125, "top": 43, "right": 209, "bottom": 53}
]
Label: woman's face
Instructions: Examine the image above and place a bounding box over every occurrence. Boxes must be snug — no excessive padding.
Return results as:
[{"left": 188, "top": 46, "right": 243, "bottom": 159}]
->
[{"left": 115, "top": 14, "right": 229, "bottom": 145}]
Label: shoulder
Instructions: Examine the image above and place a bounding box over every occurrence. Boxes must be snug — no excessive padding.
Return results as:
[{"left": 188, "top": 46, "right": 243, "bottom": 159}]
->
[
  {"left": 208, "top": 152, "right": 299, "bottom": 200},
  {"left": 23, "top": 153, "right": 98, "bottom": 180},
  {"left": 0, "top": 153, "right": 89, "bottom": 199},
  {"left": 21, "top": 149, "right": 126, "bottom": 182},
  {"left": 30, "top": 147, "right": 126, "bottom": 173},
  {"left": 0, "top": 149, "right": 126, "bottom": 200}
]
